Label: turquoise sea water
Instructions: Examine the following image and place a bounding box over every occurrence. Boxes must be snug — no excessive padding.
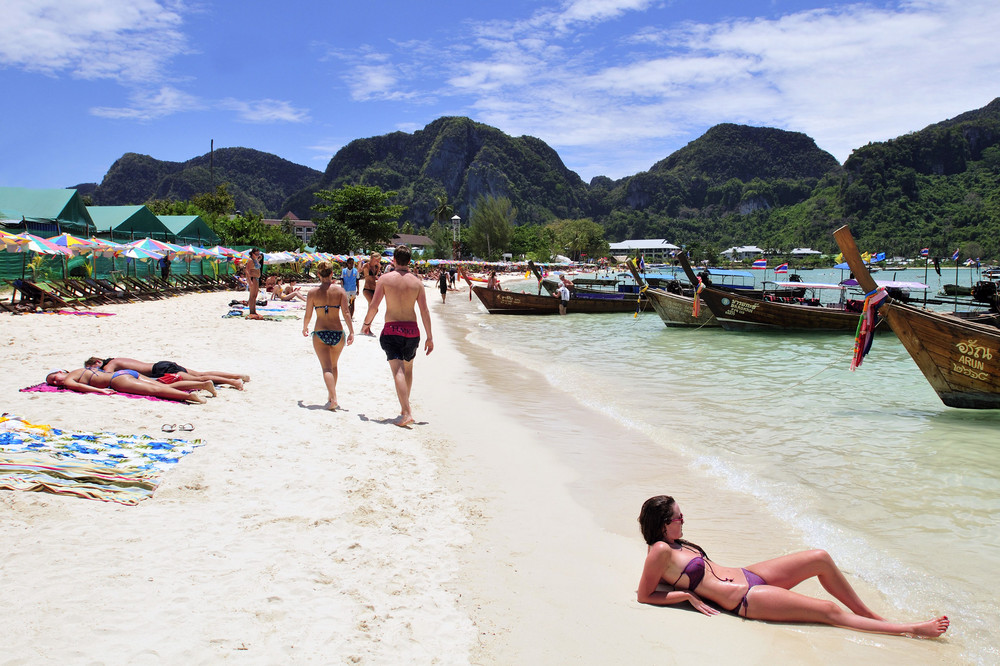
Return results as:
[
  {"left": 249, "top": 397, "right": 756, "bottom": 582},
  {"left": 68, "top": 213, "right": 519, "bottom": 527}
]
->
[{"left": 443, "top": 267, "right": 999, "bottom": 664}]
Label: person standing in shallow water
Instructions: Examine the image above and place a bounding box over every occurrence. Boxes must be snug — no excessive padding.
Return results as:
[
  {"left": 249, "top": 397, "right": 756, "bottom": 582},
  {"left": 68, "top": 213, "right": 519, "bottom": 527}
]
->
[
  {"left": 438, "top": 269, "right": 449, "bottom": 303},
  {"left": 360, "top": 245, "right": 433, "bottom": 427},
  {"left": 303, "top": 262, "right": 354, "bottom": 410},
  {"left": 636, "top": 495, "right": 949, "bottom": 638}
]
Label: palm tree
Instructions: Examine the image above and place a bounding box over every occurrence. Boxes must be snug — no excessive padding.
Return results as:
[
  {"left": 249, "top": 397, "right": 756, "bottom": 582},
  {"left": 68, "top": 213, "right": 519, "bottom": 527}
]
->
[{"left": 431, "top": 194, "right": 453, "bottom": 224}]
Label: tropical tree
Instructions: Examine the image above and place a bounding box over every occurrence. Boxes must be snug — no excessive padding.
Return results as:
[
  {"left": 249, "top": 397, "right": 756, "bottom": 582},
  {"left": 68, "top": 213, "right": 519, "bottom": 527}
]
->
[
  {"left": 192, "top": 184, "right": 236, "bottom": 217},
  {"left": 431, "top": 194, "right": 454, "bottom": 224},
  {"left": 547, "top": 218, "right": 609, "bottom": 261},
  {"left": 510, "top": 223, "right": 554, "bottom": 261},
  {"left": 211, "top": 211, "right": 300, "bottom": 251},
  {"left": 312, "top": 185, "right": 405, "bottom": 253},
  {"left": 466, "top": 195, "right": 515, "bottom": 261},
  {"left": 426, "top": 219, "right": 453, "bottom": 259}
]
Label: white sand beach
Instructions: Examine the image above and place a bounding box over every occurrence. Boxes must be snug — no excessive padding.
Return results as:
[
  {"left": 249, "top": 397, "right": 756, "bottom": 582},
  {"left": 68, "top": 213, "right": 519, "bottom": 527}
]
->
[{"left": 1, "top": 282, "right": 961, "bottom": 664}]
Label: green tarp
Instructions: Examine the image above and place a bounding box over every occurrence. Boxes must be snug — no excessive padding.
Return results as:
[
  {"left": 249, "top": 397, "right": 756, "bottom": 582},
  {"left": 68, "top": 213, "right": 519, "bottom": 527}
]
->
[
  {"left": 0, "top": 187, "right": 95, "bottom": 235},
  {"left": 88, "top": 205, "right": 172, "bottom": 242},
  {"left": 157, "top": 215, "right": 220, "bottom": 245}
]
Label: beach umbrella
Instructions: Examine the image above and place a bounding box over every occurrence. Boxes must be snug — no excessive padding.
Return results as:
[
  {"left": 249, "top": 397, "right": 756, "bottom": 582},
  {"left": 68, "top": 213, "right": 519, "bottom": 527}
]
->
[
  {"left": 48, "top": 232, "right": 98, "bottom": 255},
  {"left": 1, "top": 228, "right": 30, "bottom": 251},
  {"left": 122, "top": 246, "right": 163, "bottom": 260},
  {"left": 128, "top": 237, "right": 174, "bottom": 254}
]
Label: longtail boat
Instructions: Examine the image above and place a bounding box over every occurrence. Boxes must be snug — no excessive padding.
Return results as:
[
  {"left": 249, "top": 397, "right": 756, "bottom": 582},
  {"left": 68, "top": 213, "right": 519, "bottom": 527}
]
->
[
  {"left": 623, "top": 259, "right": 717, "bottom": 327},
  {"left": 471, "top": 285, "right": 646, "bottom": 315},
  {"left": 834, "top": 225, "right": 1000, "bottom": 409},
  {"left": 676, "top": 253, "right": 872, "bottom": 332}
]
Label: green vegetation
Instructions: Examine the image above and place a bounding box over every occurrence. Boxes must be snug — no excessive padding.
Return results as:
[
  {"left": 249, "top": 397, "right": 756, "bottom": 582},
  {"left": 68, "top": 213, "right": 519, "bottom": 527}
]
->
[
  {"left": 465, "top": 195, "right": 516, "bottom": 261},
  {"left": 311, "top": 185, "right": 405, "bottom": 253},
  {"left": 79, "top": 99, "right": 1000, "bottom": 262}
]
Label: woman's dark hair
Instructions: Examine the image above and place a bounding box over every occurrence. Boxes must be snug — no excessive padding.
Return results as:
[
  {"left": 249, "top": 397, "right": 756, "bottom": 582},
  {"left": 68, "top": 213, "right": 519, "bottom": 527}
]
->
[
  {"left": 83, "top": 357, "right": 102, "bottom": 368},
  {"left": 638, "top": 495, "right": 707, "bottom": 557}
]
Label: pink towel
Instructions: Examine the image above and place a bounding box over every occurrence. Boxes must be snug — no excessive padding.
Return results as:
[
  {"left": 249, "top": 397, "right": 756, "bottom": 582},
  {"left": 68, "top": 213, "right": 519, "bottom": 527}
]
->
[{"left": 19, "top": 383, "right": 184, "bottom": 403}]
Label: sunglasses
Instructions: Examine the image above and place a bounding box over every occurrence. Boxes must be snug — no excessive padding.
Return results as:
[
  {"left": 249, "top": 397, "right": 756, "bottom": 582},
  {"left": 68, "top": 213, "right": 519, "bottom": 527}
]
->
[{"left": 665, "top": 513, "right": 684, "bottom": 525}]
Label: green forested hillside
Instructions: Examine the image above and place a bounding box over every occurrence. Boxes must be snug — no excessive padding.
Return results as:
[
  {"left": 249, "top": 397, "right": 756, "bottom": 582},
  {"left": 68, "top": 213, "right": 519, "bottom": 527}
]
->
[
  {"left": 76, "top": 98, "right": 1000, "bottom": 259},
  {"left": 86, "top": 148, "right": 323, "bottom": 216},
  {"left": 285, "top": 116, "right": 591, "bottom": 225}
]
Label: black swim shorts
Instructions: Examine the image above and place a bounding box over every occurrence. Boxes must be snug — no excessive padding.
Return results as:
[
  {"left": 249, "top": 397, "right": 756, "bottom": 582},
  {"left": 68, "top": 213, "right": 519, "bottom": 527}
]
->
[
  {"left": 380, "top": 321, "right": 420, "bottom": 362},
  {"left": 150, "top": 360, "right": 187, "bottom": 378}
]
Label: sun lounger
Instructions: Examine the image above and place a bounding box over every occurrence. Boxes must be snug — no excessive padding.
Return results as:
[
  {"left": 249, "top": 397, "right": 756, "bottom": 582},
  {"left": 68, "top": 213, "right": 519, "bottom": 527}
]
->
[{"left": 3, "top": 279, "right": 78, "bottom": 310}]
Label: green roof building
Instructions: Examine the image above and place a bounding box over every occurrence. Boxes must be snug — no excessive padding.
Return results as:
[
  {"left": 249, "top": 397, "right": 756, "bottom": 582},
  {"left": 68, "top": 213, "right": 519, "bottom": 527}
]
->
[
  {"left": 157, "top": 215, "right": 220, "bottom": 246},
  {"left": 88, "top": 205, "right": 173, "bottom": 241},
  {"left": 0, "top": 187, "right": 95, "bottom": 236}
]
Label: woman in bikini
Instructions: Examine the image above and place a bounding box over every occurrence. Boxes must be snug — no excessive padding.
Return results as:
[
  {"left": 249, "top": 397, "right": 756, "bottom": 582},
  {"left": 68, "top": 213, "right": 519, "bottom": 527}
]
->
[
  {"left": 302, "top": 261, "right": 354, "bottom": 410},
  {"left": 245, "top": 248, "right": 263, "bottom": 319},
  {"left": 360, "top": 252, "right": 381, "bottom": 310},
  {"left": 44, "top": 366, "right": 215, "bottom": 404},
  {"left": 637, "top": 496, "right": 949, "bottom": 637}
]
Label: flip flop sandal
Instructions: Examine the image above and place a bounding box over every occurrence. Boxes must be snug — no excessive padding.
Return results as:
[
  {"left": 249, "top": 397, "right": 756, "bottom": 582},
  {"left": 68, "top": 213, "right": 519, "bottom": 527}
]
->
[
  {"left": 161, "top": 423, "right": 177, "bottom": 432},
  {"left": 178, "top": 423, "right": 195, "bottom": 431}
]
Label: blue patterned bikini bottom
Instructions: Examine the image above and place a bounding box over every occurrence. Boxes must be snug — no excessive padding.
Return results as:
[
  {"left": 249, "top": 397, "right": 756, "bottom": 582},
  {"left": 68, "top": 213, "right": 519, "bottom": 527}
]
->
[{"left": 312, "top": 330, "right": 344, "bottom": 346}]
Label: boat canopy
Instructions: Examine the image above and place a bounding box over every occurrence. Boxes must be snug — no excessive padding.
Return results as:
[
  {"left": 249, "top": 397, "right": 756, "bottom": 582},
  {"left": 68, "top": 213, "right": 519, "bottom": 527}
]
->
[
  {"left": 765, "top": 281, "right": 846, "bottom": 290},
  {"left": 840, "top": 279, "right": 929, "bottom": 290}
]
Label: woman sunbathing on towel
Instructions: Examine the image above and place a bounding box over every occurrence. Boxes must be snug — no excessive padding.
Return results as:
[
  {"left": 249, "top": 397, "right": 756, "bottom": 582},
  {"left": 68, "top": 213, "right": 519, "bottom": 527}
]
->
[
  {"left": 86, "top": 357, "right": 248, "bottom": 389},
  {"left": 637, "top": 495, "right": 949, "bottom": 638},
  {"left": 45, "top": 367, "right": 214, "bottom": 404}
]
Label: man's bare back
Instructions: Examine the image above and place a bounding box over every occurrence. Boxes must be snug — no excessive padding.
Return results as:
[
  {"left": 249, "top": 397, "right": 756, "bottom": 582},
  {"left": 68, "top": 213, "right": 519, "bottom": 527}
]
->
[{"left": 378, "top": 269, "right": 425, "bottom": 323}]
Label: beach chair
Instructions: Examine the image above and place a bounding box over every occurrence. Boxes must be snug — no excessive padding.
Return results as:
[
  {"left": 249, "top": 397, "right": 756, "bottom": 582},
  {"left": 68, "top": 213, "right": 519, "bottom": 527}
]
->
[
  {"left": 94, "top": 277, "right": 140, "bottom": 302},
  {"left": 53, "top": 279, "right": 111, "bottom": 306},
  {"left": 3, "top": 278, "right": 77, "bottom": 310},
  {"left": 119, "top": 276, "right": 162, "bottom": 300},
  {"left": 84, "top": 278, "right": 131, "bottom": 303}
]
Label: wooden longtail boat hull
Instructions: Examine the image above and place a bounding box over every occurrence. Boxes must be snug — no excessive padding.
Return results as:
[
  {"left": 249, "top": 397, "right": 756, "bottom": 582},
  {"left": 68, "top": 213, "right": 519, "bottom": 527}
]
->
[
  {"left": 674, "top": 253, "right": 865, "bottom": 332},
  {"left": 693, "top": 286, "right": 865, "bottom": 331},
  {"left": 645, "top": 288, "right": 718, "bottom": 327},
  {"left": 472, "top": 285, "right": 646, "bottom": 315},
  {"left": 834, "top": 225, "right": 1000, "bottom": 409}
]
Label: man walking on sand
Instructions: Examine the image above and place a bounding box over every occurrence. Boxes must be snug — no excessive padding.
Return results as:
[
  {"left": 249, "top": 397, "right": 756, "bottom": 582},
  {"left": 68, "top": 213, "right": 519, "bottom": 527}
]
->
[{"left": 360, "top": 245, "right": 434, "bottom": 427}]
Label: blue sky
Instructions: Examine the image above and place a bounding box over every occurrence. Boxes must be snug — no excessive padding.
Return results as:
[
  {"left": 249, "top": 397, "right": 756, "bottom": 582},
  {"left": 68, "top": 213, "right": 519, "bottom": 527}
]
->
[{"left": 2, "top": 0, "right": 998, "bottom": 191}]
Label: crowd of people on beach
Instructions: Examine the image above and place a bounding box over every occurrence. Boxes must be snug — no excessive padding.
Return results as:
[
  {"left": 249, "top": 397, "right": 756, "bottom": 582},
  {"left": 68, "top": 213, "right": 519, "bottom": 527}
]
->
[{"left": 28, "top": 243, "right": 953, "bottom": 644}]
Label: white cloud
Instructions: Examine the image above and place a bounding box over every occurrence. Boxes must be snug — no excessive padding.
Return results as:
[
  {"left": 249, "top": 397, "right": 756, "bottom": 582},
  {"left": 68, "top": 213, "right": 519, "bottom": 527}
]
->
[
  {"left": 90, "top": 85, "right": 200, "bottom": 120},
  {"left": 0, "top": 0, "right": 188, "bottom": 83},
  {"left": 221, "top": 99, "right": 310, "bottom": 124},
  {"left": 395, "top": 0, "right": 1000, "bottom": 176}
]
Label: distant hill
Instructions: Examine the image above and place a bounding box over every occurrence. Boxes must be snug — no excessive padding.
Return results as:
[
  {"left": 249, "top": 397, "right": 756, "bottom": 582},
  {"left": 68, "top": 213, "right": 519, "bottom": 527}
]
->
[
  {"left": 76, "top": 99, "right": 1000, "bottom": 258},
  {"left": 84, "top": 148, "right": 323, "bottom": 216},
  {"left": 283, "top": 116, "right": 592, "bottom": 225}
]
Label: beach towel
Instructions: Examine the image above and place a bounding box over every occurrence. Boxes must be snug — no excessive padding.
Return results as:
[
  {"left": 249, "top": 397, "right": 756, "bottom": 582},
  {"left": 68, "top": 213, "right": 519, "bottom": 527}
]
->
[
  {"left": 0, "top": 415, "right": 202, "bottom": 505},
  {"left": 19, "top": 383, "right": 187, "bottom": 403},
  {"left": 37, "top": 310, "right": 116, "bottom": 317},
  {"left": 222, "top": 310, "right": 299, "bottom": 321}
]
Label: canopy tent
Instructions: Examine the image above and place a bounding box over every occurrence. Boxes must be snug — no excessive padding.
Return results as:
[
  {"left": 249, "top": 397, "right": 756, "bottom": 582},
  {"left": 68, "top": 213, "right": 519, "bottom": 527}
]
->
[
  {"left": 0, "top": 187, "right": 95, "bottom": 235},
  {"left": 88, "top": 205, "right": 172, "bottom": 242},
  {"left": 157, "top": 215, "right": 220, "bottom": 246}
]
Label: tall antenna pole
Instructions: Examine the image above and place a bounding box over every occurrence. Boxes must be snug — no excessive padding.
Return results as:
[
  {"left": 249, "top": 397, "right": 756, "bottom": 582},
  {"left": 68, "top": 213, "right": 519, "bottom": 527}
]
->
[{"left": 210, "top": 139, "right": 215, "bottom": 190}]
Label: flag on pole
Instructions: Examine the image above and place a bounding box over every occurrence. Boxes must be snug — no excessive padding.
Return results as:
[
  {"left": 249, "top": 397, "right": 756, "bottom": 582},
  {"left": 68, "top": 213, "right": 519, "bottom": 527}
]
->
[
  {"left": 752, "top": 258, "right": 767, "bottom": 269},
  {"left": 952, "top": 248, "right": 960, "bottom": 261},
  {"left": 638, "top": 254, "right": 645, "bottom": 271},
  {"left": 775, "top": 262, "right": 788, "bottom": 273},
  {"left": 919, "top": 248, "right": 929, "bottom": 257}
]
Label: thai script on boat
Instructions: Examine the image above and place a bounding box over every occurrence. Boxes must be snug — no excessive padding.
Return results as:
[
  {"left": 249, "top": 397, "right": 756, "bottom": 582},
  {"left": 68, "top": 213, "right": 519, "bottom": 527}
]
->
[
  {"left": 497, "top": 294, "right": 517, "bottom": 305},
  {"left": 952, "top": 339, "right": 993, "bottom": 381},
  {"left": 956, "top": 339, "right": 993, "bottom": 360},
  {"left": 725, "top": 300, "right": 759, "bottom": 316}
]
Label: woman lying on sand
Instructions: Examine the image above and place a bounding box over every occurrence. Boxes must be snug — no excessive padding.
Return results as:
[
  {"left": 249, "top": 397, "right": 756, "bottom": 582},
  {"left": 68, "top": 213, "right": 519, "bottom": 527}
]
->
[
  {"left": 637, "top": 496, "right": 949, "bottom": 637},
  {"left": 302, "top": 261, "right": 354, "bottom": 410},
  {"left": 45, "top": 367, "right": 215, "bottom": 404},
  {"left": 87, "top": 357, "right": 248, "bottom": 389}
]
